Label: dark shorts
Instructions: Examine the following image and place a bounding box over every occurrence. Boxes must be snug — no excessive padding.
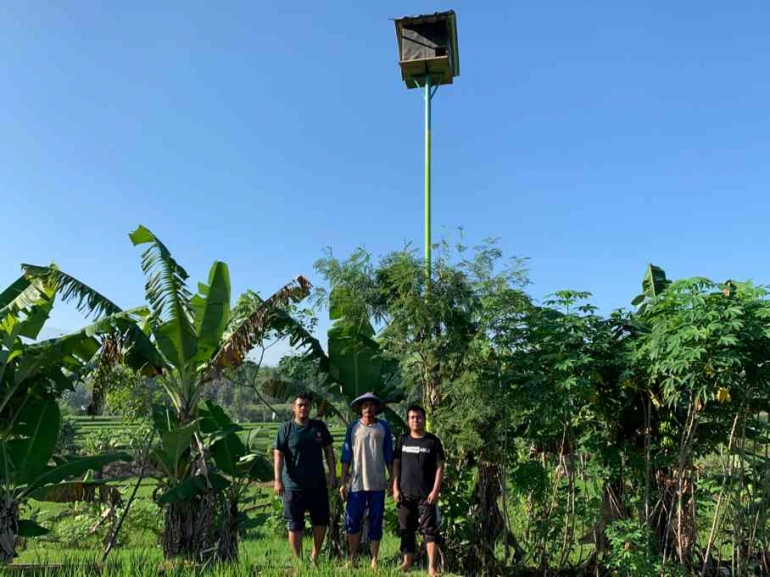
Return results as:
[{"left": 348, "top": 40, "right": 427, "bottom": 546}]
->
[
  {"left": 397, "top": 496, "right": 440, "bottom": 553},
  {"left": 283, "top": 488, "right": 330, "bottom": 532}
]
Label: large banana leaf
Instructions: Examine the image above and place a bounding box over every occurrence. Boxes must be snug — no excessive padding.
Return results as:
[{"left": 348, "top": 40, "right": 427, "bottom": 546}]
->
[
  {"left": 269, "top": 306, "right": 329, "bottom": 371},
  {"left": 632, "top": 264, "right": 671, "bottom": 307},
  {"left": 326, "top": 317, "right": 405, "bottom": 430},
  {"left": 190, "top": 262, "right": 231, "bottom": 365},
  {"left": 213, "top": 276, "right": 312, "bottom": 369},
  {"left": 0, "top": 276, "right": 56, "bottom": 340},
  {"left": 15, "top": 331, "right": 101, "bottom": 387},
  {"left": 130, "top": 225, "right": 197, "bottom": 370},
  {"left": 16, "top": 299, "right": 54, "bottom": 341},
  {"left": 159, "top": 421, "right": 199, "bottom": 483},
  {"left": 21, "top": 452, "right": 132, "bottom": 497},
  {"left": 199, "top": 400, "right": 245, "bottom": 477},
  {"left": 0, "top": 276, "right": 47, "bottom": 316},
  {"left": 157, "top": 476, "right": 203, "bottom": 505},
  {"left": 328, "top": 319, "right": 387, "bottom": 401},
  {"left": 0, "top": 276, "right": 32, "bottom": 311},
  {"left": 21, "top": 265, "right": 167, "bottom": 376},
  {"left": 238, "top": 453, "right": 272, "bottom": 481},
  {"left": 79, "top": 307, "right": 166, "bottom": 375},
  {"left": 198, "top": 401, "right": 274, "bottom": 481},
  {"left": 18, "top": 264, "right": 127, "bottom": 344},
  {"left": 21, "top": 264, "right": 121, "bottom": 320},
  {"left": 4, "top": 399, "right": 60, "bottom": 485}
]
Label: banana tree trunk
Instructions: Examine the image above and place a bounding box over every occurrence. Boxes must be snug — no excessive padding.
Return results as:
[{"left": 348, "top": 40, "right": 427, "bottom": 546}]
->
[
  {"left": 161, "top": 492, "right": 222, "bottom": 562},
  {"left": 216, "top": 499, "right": 238, "bottom": 562},
  {"left": 0, "top": 496, "right": 19, "bottom": 564}
]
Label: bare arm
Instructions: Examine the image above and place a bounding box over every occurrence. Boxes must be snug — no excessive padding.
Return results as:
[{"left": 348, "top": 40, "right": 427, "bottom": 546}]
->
[
  {"left": 339, "top": 461, "right": 351, "bottom": 500},
  {"left": 324, "top": 444, "right": 336, "bottom": 489},
  {"left": 273, "top": 450, "right": 284, "bottom": 496},
  {"left": 427, "top": 460, "right": 445, "bottom": 504},
  {"left": 392, "top": 459, "right": 402, "bottom": 502}
]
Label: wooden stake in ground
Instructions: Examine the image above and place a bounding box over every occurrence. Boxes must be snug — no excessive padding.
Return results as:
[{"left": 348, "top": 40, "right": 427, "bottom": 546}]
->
[{"left": 101, "top": 428, "right": 156, "bottom": 564}]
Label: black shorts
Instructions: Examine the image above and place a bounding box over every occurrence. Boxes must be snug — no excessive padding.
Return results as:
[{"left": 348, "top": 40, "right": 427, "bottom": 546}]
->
[
  {"left": 397, "top": 496, "right": 440, "bottom": 553},
  {"left": 283, "top": 488, "right": 330, "bottom": 532}
]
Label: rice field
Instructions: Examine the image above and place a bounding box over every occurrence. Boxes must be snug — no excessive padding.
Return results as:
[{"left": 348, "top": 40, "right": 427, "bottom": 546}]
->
[{"left": 68, "top": 416, "right": 347, "bottom": 452}]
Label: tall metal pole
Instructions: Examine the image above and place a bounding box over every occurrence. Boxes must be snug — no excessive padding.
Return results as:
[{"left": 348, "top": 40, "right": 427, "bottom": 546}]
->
[{"left": 424, "top": 74, "right": 432, "bottom": 283}]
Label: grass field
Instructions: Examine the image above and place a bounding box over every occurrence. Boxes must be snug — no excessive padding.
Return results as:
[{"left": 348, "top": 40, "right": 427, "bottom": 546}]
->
[{"left": 14, "top": 476, "right": 446, "bottom": 576}]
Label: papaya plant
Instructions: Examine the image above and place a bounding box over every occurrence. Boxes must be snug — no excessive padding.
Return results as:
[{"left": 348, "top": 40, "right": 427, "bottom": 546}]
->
[{"left": 630, "top": 273, "right": 770, "bottom": 570}]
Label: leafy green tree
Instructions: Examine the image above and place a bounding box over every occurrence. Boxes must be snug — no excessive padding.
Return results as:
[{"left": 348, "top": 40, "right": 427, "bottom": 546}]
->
[
  {"left": 101, "top": 366, "right": 164, "bottom": 421},
  {"left": 315, "top": 240, "right": 530, "bottom": 572}
]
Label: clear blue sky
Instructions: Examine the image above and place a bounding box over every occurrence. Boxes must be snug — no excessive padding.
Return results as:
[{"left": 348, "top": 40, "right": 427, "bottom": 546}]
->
[{"left": 3, "top": 1, "right": 769, "bottom": 362}]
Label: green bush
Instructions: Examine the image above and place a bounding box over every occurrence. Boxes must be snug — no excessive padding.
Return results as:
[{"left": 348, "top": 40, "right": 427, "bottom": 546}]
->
[
  {"left": 52, "top": 504, "right": 107, "bottom": 549},
  {"left": 81, "top": 428, "right": 122, "bottom": 456},
  {"left": 605, "top": 519, "right": 669, "bottom": 577},
  {"left": 123, "top": 499, "right": 163, "bottom": 540}
]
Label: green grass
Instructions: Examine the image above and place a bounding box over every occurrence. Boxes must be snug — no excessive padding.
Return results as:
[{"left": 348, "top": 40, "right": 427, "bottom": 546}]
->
[
  {"left": 12, "top": 540, "right": 428, "bottom": 577},
  {"left": 12, "top": 475, "right": 451, "bottom": 576},
  {"left": 13, "top": 515, "right": 442, "bottom": 576},
  {"left": 6, "top": 556, "right": 444, "bottom": 577}
]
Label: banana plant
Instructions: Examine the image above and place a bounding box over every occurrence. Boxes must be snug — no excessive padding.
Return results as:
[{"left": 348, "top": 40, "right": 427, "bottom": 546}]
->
[
  {"left": 255, "top": 311, "right": 405, "bottom": 430},
  {"left": 0, "top": 397, "right": 130, "bottom": 562},
  {"left": 0, "top": 271, "right": 134, "bottom": 563},
  {"left": 327, "top": 316, "right": 404, "bottom": 424},
  {"left": 120, "top": 225, "right": 318, "bottom": 561},
  {"left": 255, "top": 287, "right": 406, "bottom": 429},
  {"left": 126, "top": 225, "right": 315, "bottom": 423}
]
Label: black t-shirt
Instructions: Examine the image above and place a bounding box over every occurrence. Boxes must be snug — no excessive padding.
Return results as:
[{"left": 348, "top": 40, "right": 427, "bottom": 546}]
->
[
  {"left": 394, "top": 432, "right": 445, "bottom": 498},
  {"left": 273, "top": 419, "right": 334, "bottom": 490}
]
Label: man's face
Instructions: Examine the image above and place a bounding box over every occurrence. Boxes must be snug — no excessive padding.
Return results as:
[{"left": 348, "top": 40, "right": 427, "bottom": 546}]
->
[
  {"left": 408, "top": 410, "right": 425, "bottom": 434},
  {"left": 293, "top": 397, "right": 311, "bottom": 420},
  {"left": 360, "top": 400, "right": 378, "bottom": 419}
]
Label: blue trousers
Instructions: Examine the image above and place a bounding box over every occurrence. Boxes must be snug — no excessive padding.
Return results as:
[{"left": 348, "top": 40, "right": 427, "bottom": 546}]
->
[{"left": 345, "top": 490, "right": 385, "bottom": 541}]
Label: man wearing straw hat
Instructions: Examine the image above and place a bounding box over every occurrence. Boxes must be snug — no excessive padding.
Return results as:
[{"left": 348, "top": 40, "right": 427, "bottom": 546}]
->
[{"left": 339, "top": 392, "right": 394, "bottom": 569}]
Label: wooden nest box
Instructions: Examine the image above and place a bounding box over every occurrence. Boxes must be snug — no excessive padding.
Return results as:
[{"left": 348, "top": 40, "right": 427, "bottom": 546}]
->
[{"left": 394, "top": 10, "right": 460, "bottom": 89}]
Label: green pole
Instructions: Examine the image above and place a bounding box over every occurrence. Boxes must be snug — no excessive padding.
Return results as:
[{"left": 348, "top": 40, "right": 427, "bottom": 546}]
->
[{"left": 424, "top": 74, "right": 432, "bottom": 283}]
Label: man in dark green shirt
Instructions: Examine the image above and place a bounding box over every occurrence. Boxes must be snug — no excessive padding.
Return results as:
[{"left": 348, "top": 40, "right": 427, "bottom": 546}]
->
[{"left": 273, "top": 392, "right": 336, "bottom": 564}]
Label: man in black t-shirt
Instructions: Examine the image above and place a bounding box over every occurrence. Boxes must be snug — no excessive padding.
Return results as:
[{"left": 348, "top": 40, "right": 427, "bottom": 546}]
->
[
  {"left": 273, "top": 392, "right": 336, "bottom": 565},
  {"left": 393, "top": 404, "right": 445, "bottom": 576}
]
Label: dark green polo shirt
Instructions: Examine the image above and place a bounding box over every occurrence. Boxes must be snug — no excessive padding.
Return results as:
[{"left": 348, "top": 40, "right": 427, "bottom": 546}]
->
[{"left": 273, "top": 419, "right": 333, "bottom": 490}]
